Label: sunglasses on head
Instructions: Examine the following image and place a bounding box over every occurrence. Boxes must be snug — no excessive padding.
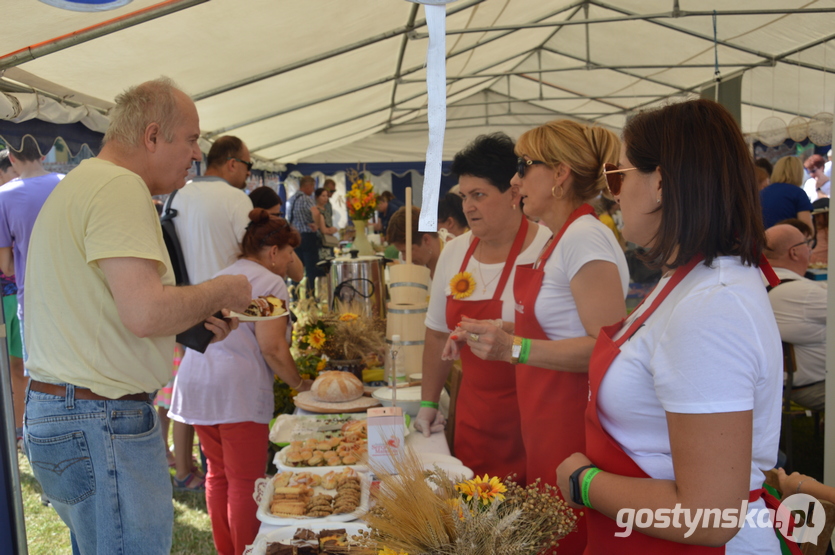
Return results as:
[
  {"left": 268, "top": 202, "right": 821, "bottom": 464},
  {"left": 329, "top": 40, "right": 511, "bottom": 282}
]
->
[
  {"left": 602, "top": 163, "right": 639, "bottom": 196},
  {"left": 517, "top": 157, "right": 546, "bottom": 178}
]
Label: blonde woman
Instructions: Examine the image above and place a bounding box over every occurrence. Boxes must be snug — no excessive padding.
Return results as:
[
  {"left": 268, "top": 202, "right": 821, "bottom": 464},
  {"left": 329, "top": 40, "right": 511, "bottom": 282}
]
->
[
  {"left": 453, "top": 121, "right": 630, "bottom": 555},
  {"left": 760, "top": 156, "right": 813, "bottom": 229}
]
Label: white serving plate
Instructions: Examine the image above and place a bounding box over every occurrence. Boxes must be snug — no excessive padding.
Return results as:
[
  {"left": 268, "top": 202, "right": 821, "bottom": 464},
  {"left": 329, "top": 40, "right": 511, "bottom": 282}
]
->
[
  {"left": 269, "top": 413, "right": 366, "bottom": 446},
  {"left": 274, "top": 443, "right": 369, "bottom": 473},
  {"left": 245, "top": 522, "right": 370, "bottom": 555},
  {"left": 253, "top": 467, "right": 370, "bottom": 526}
]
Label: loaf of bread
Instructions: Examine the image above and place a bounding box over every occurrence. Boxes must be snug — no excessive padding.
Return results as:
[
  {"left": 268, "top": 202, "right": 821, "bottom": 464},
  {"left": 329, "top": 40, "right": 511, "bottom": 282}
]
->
[{"left": 311, "top": 371, "right": 364, "bottom": 403}]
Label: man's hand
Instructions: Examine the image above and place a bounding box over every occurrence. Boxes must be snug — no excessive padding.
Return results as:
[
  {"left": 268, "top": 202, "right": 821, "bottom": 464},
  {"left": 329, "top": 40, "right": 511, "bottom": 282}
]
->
[
  {"left": 205, "top": 309, "right": 239, "bottom": 344},
  {"left": 216, "top": 274, "right": 253, "bottom": 313}
]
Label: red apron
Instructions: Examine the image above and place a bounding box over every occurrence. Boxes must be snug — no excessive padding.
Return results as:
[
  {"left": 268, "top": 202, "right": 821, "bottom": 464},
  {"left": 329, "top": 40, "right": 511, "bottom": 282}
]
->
[
  {"left": 513, "top": 203, "right": 597, "bottom": 555},
  {"left": 445, "top": 216, "right": 529, "bottom": 484},
  {"left": 584, "top": 255, "right": 800, "bottom": 554}
]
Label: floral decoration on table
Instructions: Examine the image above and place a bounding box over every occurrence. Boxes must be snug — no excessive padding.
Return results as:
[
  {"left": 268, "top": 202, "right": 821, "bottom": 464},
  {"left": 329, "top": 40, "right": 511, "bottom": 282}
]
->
[
  {"left": 358, "top": 449, "right": 578, "bottom": 555},
  {"left": 346, "top": 169, "right": 377, "bottom": 221},
  {"left": 288, "top": 297, "right": 385, "bottom": 372},
  {"left": 448, "top": 271, "right": 476, "bottom": 300}
]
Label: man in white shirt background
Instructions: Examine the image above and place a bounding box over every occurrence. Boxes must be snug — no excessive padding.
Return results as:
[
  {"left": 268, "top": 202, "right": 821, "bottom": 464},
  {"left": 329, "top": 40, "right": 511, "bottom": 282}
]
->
[
  {"left": 170, "top": 135, "right": 254, "bottom": 285},
  {"left": 764, "top": 223, "right": 826, "bottom": 411}
]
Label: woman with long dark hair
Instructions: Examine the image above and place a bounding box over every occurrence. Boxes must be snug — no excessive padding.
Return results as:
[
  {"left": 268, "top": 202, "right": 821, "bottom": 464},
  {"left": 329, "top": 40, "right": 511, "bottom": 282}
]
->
[{"left": 556, "top": 99, "right": 789, "bottom": 553}]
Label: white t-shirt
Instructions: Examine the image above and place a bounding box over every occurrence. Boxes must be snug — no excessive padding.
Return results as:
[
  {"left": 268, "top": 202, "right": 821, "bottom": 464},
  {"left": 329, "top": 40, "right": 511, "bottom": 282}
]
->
[
  {"left": 426, "top": 223, "right": 551, "bottom": 332},
  {"left": 803, "top": 176, "right": 830, "bottom": 202},
  {"left": 169, "top": 258, "right": 290, "bottom": 426},
  {"left": 533, "top": 214, "right": 630, "bottom": 339},
  {"left": 766, "top": 266, "right": 827, "bottom": 387},
  {"left": 170, "top": 176, "right": 252, "bottom": 284},
  {"left": 601, "top": 257, "right": 782, "bottom": 555}
]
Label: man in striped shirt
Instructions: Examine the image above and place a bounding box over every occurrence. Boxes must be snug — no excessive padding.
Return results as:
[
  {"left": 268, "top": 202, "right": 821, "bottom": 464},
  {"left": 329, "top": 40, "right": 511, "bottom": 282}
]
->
[{"left": 288, "top": 175, "right": 318, "bottom": 296}]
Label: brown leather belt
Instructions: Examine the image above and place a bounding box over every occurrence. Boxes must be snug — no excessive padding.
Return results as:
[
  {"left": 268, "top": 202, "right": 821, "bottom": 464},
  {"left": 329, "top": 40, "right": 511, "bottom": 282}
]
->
[{"left": 29, "top": 380, "right": 151, "bottom": 402}]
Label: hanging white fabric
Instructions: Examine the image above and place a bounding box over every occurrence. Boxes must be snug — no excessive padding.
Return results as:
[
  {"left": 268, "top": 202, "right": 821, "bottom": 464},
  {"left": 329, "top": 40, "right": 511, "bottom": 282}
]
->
[{"left": 407, "top": 0, "right": 457, "bottom": 232}]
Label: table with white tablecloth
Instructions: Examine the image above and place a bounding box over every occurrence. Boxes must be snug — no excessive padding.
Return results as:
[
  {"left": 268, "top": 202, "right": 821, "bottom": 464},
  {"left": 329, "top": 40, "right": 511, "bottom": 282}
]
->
[{"left": 255, "top": 411, "right": 452, "bottom": 538}]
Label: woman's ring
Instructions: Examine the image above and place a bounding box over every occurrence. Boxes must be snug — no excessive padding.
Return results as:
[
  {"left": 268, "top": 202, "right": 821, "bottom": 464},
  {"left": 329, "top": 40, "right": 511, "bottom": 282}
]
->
[{"left": 470, "top": 333, "right": 479, "bottom": 342}]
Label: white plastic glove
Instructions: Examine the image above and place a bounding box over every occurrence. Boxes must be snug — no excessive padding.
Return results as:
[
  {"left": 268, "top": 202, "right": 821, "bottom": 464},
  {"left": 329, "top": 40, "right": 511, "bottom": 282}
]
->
[{"left": 413, "top": 406, "right": 447, "bottom": 437}]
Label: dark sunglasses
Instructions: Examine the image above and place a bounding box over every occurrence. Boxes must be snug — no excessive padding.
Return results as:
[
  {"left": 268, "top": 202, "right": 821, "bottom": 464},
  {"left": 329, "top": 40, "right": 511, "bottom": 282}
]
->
[
  {"left": 229, "top": 157, "right": 253, "bottom": 171},
  {"left": 602, "top": 163, "right": 639, "bottom": 196},
  {"left": 517, "top": 157, "right": 546, "bottom": 177}
]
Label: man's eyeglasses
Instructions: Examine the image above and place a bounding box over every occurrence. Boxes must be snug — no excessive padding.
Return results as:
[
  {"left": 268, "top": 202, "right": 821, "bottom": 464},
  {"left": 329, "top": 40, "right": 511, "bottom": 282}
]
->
[
  {"left": 229, "top": 157, "right": 253, "bottom": 171},
  {"left": 602, "top": 163, "right": 639, "bottom": 196},
  {"left": 790, "top": 237, "right": 816, "bottom": 250},
  {"left": 517, "top": 158, "right": 546, "bottom": 178}
]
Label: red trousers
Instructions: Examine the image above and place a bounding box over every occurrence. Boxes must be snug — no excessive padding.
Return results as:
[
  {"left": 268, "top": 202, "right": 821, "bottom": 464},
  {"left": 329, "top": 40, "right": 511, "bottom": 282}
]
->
[{"left": 194, "top": 422, "right": 269, "bottom": 555}]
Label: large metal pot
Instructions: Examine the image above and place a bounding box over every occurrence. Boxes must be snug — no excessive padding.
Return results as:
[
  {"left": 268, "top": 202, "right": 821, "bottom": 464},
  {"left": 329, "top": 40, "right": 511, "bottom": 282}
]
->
[{"left": 327, "top": 251, "right": 386, "bottom": 318}]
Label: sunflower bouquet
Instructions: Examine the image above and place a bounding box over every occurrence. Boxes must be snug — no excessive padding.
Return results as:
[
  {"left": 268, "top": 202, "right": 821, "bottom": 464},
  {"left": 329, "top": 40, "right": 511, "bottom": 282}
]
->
[
  {"left": 346, "top": 169, "right": 377, "bottom": 221},
  {"left": 360, "top": 449, "right": 578, "bottom": 555}
]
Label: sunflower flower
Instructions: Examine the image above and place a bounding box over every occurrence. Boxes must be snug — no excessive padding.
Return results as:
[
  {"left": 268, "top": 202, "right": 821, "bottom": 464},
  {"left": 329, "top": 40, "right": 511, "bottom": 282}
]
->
[
  {"left": 449, "top": 271, "right": 476, "bottom": 300},
  {"left": 378, "top": 548, "right": 408, "bottom": 555},
  {"left": 306, "top": 328, "right": 327, "bottom": 349},
  {"left": 339, "top": 312, "right": 359, "bottom": 321},
  {"left": 457, "top": 474, "right": 507, "bottom": 506}
]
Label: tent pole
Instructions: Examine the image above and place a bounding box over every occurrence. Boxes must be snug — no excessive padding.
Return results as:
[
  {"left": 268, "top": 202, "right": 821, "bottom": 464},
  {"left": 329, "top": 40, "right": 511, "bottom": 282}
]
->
[
  {"left": 387, "top": 4, "right": 420, "bottom": 129},
  {"left": 193, "top": 0, "right": 487, "bottom": 102},
  {"left": 0, "top": 0, "right": 208, "bottom": 71},
  {"left": 208, "top": 43, "right": 543, "bottom": 138},
  {"left": 413, "top": 7, "right": 835, "bottom": 38}
]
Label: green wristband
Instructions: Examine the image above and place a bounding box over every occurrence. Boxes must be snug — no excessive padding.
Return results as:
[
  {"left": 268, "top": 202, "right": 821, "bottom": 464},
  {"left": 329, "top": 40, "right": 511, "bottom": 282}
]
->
[
  {"left": 518, "top": 338, "right": 532, "bottom": 364},
  {"left": 420, "top": 400, "right": 439, "bottom": 409},
  {"left": 581, "top": 467, "right": 601, "bottom": 509}
]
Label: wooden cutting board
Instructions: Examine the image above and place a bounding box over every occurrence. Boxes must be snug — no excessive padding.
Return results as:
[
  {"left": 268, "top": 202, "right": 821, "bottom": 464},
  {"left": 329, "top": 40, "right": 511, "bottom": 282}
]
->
[{"left": 293, "top": 391, "right": 381, "bottom": 414}]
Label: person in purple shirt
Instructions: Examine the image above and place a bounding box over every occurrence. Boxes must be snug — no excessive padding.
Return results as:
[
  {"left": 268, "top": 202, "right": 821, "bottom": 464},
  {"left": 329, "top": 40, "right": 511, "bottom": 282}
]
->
[{"left": 0, "top": 136, "right": 64, "bottom": 355}]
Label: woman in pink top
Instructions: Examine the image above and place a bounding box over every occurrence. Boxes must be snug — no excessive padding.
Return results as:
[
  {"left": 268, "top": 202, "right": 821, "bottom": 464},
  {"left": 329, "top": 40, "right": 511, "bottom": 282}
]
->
[{"left": 169, "top": 209, "right": 312, "bottom": 555}]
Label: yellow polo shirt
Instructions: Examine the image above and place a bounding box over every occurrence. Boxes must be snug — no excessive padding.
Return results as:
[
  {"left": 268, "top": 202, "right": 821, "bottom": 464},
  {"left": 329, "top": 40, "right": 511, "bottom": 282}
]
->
[{"left": 25, "top": 158, "right": 175, "bottom": 398}]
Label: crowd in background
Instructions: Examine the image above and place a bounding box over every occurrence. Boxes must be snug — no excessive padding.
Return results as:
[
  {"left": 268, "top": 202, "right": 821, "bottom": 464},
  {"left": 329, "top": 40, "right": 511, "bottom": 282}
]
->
[{"left": 2, "top": 79, "right": 833, "bottom": 555}]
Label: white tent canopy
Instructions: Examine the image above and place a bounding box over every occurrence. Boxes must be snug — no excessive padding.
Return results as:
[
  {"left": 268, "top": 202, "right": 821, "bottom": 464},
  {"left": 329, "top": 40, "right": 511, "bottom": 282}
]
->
[{"left": 2, "top": 0, "right": 835, "bottom": 166}]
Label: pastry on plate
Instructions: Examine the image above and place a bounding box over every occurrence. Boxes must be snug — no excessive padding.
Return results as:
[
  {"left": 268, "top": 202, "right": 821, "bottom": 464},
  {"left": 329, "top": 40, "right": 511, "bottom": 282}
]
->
[{"left": 244, "top": 295, "right": 284, "bottom": 317}]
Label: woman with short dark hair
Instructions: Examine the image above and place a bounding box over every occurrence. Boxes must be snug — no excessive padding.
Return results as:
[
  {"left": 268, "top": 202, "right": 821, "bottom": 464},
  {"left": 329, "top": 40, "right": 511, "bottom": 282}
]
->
[
  {"left": 416, "top": 133, "right": 551, "bottom": 486},
  {"left": 556, "top": 99, "right": 789, "bottom": 553}
]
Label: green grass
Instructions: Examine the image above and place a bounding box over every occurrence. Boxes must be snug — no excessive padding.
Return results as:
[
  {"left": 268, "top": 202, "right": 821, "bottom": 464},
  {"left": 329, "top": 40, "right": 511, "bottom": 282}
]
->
[{"left": 17, "top": 450, "right": 216, "bottom": 555}]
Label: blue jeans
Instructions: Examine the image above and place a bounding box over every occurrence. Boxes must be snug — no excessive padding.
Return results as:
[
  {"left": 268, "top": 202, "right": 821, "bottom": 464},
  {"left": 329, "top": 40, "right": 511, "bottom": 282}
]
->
[
  {"left": 24, "top": 384, "right": 173, "bottom": 555},
  {"left": 294, "top": 232, "right": 320, "bottom": 297}
]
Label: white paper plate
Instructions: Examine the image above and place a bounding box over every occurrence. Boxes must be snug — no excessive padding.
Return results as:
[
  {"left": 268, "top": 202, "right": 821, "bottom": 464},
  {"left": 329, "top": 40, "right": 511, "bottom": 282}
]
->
[
  {"left": 246, "top": 522, "right": 369, "bottom": 555},
  {"left": 228, "top": 310, "right": 289, "bottom": 322},
  {"left": 253, "top": 468, "right": 369, "bottom": 526},
  {"left": 269, "top": 414, "right": 366, "bottom": 446},
  {"left": 274, "top": 443, "right": 368, "bottom": 473}
]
